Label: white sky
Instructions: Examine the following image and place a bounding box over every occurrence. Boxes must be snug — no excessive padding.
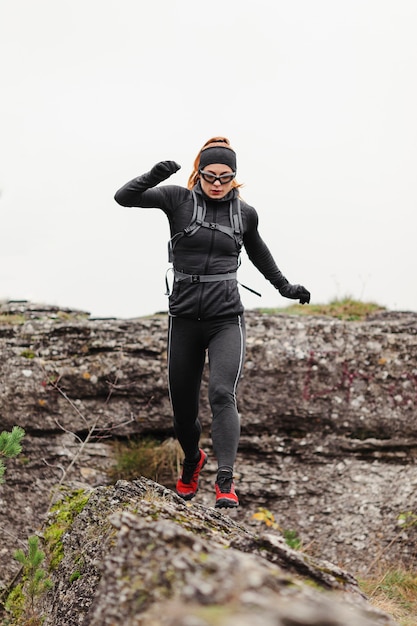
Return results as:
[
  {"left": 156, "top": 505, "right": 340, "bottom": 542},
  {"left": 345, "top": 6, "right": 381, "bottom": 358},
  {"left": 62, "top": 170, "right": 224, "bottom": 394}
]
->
[{"left": 1, "top": 0, "right": 416, "bottom": 318}]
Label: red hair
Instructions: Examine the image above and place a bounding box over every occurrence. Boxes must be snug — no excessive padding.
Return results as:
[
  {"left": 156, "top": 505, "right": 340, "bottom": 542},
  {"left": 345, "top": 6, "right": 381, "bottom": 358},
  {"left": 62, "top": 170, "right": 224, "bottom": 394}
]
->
[{"left": 187, "top": 136, "right": 242, "bottom": 190}]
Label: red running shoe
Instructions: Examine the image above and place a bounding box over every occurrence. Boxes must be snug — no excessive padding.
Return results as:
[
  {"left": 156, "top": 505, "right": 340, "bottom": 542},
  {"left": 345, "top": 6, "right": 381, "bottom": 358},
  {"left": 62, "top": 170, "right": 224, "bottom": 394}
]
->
[
  {"left": 176, "top": 449, "right": 207, "bottom": 500},
  {"left": 215, "top": 473, "right": 239, "bottom": 508}
]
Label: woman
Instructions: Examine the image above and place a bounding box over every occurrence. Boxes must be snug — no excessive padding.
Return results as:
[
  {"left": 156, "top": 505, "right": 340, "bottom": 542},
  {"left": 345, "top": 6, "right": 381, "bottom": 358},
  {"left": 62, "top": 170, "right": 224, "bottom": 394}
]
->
[{"left": 114, "top": 137, "right": 310, "bottom": 508}]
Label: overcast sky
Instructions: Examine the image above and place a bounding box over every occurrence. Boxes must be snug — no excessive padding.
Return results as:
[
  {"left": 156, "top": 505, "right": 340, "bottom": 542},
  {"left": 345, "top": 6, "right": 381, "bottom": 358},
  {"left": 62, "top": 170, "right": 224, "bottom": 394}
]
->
[{"left": 1, "top": 0, "right": 416, "bottom": 318}]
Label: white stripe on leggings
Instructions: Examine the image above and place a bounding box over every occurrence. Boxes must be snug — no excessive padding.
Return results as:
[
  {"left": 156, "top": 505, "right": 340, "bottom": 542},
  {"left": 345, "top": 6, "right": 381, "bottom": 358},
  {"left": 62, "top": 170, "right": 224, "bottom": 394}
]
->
[{"left": 232, "top": 314, "right": 244, "bottom": 409}]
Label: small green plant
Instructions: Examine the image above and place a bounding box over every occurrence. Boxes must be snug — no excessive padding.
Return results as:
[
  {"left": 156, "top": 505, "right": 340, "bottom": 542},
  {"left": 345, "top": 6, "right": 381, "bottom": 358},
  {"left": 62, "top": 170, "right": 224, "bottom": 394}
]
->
[
  {"left": 20, "top": 349, "right": 36, "bottom": 359},
  {"left": 397, "top": 511, "right": 417, "bottom": 530},
  {"left": 252, "top": 507, "right": 302, "bottom": 550},
  {"left": 283, "top": 529, "right": 302, "bottom": 550},
  {"left": 5, "top": 535, "right": 53, "bottom": 625},
  {"left": 0, "top": 426, "right": 25, "bottom": 484},
  {"left": 69, "top": 570, "right": 82, "bottom": 583}
]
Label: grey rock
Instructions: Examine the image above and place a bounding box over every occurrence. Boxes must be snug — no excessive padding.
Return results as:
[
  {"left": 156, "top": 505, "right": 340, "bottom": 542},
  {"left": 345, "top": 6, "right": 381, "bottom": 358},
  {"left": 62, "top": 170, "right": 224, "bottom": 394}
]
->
[
  {"left": 37, "top": 479, "right": 396, "bottom": 626},
  {"left": 1, "top": 301, "right": 416, "bottom": 624}
]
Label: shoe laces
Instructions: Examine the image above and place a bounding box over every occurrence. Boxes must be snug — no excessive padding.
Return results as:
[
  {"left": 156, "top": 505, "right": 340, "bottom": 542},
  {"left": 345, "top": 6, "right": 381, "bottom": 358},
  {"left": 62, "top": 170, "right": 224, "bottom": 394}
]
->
[
  {"left": 216, "top": 473, "right": 233, "bottom": 493},
  {"left": 181, "top": 454, "right": 201, "bottom": 484}
]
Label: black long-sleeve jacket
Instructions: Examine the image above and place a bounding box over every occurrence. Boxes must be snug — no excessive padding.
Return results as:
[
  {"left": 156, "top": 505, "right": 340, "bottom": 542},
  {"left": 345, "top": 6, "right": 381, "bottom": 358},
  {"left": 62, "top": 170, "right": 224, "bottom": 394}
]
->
[{"left": 114, "top": 173, "right": 289, "bottom": 319}]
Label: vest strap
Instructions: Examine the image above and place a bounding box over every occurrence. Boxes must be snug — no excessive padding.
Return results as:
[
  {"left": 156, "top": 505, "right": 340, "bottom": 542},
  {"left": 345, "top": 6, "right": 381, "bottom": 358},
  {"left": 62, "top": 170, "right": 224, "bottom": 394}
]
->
[{"left": 174, "top": 270, "right": 237, "bottom": 284}]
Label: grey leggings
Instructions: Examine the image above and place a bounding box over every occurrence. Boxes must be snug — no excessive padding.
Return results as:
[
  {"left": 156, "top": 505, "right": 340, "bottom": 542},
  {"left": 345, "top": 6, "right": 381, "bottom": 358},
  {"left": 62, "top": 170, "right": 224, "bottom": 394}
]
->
[{"left": 167, "top": 315, "right": 245, "bottom": 471}]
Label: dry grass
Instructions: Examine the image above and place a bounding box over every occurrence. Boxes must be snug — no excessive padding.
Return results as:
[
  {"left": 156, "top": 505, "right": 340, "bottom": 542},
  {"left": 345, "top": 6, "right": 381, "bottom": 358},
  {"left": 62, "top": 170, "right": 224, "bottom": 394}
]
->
[
  {"left": 0, "top": 313, "right": 26, "bottom": 325},
  {"left": 109, "top": 437, "right": 182, "bottom": 489},
  {"left": 258, "top": 297, "right": 386, "bottom": 321},
  {"left": 359, "top": 568, "right": 417, "bottom": 625}
]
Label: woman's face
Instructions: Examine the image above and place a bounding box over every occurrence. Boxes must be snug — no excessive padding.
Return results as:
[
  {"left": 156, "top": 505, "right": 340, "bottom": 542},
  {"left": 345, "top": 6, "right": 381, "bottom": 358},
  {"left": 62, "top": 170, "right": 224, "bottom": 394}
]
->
[{"left": 199, "top": 163, "right": 235, "bottom": 200}]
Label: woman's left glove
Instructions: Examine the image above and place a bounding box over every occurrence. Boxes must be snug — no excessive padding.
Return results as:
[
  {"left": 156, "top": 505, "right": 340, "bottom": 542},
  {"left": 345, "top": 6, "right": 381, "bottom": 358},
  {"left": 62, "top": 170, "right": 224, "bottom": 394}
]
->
[{"left": 279, "top": 283, "right": 311, "bottom": 304}]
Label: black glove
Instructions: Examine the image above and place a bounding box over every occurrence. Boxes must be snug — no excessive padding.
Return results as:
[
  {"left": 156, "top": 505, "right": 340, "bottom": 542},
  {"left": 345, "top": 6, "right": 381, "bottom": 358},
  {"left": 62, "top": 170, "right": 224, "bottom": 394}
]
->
[
  {"left": 279, "top": 283, "right": 311, "bottom": 305},
  {"left": 146, "top": 161, "right": 181, "bottom": 187}
]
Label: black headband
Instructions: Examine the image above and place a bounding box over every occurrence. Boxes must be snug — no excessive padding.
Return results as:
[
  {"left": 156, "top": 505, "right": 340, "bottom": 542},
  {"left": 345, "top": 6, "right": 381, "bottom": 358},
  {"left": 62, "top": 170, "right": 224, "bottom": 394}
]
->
[{"left": 199, "top": 146, "right": 237, "bottom": 171}]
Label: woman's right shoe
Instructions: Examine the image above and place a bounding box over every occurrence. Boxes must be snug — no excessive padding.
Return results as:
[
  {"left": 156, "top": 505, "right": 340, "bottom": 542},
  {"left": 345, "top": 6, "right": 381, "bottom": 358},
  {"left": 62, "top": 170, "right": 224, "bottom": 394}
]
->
[
  {"left": 176, "top": 449, "right": 207, "bottom": 500},
  {"left": 215, "top": 473, "right": 239, "bottom": 508}
]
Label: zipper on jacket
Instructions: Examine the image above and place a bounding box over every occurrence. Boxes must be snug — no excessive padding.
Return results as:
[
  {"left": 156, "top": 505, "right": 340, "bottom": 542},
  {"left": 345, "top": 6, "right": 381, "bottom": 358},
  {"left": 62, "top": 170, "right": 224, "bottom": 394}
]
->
[{"left": 197, "top": 204, "right": 217, "bottom": 318}]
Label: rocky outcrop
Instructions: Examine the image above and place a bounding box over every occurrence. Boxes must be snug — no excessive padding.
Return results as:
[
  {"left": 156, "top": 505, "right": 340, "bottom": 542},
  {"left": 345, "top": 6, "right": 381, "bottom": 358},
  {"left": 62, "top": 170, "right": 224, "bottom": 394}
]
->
[
  {"left": 2, "top": 302, "right": 416, "bottom": 441},
  {"left": 36, "top": 478, "right": 395, "bottom": 626},
  {"left": 1, "top": 301, "right": 417, "bottom": 616}
]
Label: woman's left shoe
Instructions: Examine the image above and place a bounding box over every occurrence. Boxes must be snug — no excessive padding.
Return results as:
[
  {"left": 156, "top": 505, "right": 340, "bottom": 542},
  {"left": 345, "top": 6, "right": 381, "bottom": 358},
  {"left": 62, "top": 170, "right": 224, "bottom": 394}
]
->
[{"left": 215, "top": 473, "right": 239, "bottom": 508}]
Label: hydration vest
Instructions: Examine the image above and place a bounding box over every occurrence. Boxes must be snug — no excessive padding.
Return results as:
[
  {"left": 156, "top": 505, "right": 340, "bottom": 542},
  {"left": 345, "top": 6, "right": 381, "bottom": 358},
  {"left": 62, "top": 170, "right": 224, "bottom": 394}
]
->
[
  {"left": 165, "top": 190, "right": 261, "bottom": 297},
  {"left": 168, "top": 189, "right": 243, "bottom": 263}
]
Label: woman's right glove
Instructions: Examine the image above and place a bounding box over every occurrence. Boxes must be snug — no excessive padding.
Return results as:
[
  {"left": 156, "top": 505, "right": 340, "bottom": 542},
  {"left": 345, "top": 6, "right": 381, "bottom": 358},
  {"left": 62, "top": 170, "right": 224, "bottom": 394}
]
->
[
  {"left": 279, "top": 283, "right": 311, "bottom": 305},
  {"left": 145, "top": 161, "right": 181, "bottom": 187},
  {"left": 114, "top": 160, "right": 181, "bottom": 206}
]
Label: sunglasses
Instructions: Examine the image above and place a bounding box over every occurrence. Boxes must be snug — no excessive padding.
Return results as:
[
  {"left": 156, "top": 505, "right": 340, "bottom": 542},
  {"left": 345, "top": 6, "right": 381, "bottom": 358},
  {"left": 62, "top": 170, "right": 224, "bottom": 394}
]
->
[{"left": 199, "top": 169, "right": 236, "bottom": 185}]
